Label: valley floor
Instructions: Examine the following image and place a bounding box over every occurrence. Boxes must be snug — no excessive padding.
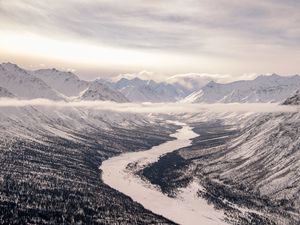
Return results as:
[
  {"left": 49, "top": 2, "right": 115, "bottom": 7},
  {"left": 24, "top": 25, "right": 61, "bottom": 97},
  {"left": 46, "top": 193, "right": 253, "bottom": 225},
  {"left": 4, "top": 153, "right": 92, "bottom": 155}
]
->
[{"left": 101, "top": 122, "right": 228, "bottom": 225}]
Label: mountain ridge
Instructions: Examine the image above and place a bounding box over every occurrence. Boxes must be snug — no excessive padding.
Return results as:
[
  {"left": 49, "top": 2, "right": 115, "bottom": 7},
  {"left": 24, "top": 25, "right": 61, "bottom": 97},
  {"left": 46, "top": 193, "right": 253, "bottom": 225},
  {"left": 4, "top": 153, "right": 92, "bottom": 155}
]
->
[
  {"left": 0, "top": 63, "right": 65, "bottom": 100},
  {"left": 184, "top": 74, "right": 300, "bottom": 103},
  {"left": 0, "top": 63, "right": 128, "bottom": 102},
  {"left": 1, "top": 62, "right": 300, "bottom": 104},
  {"left": 99, "top": 77, "right": 187, "bottom": 102}
]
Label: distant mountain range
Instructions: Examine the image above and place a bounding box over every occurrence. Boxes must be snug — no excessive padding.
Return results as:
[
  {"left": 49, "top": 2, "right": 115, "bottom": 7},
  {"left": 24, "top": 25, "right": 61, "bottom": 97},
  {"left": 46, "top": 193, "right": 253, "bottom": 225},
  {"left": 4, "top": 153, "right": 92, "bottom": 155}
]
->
[
  {"left": 0, "top": 63, "right": 64, "bottom": 100},
  {"left": 1, "top": 62, "right": 300, "bottom": 104},
  {"left": 183, "top": 74, "right": 300, "bottom": 103},
  {"left": 98, "top": 77, "right": 188, "bottom": 102},
  {"left": 0, "top": 63, "right": 128, "bottom": 102}
]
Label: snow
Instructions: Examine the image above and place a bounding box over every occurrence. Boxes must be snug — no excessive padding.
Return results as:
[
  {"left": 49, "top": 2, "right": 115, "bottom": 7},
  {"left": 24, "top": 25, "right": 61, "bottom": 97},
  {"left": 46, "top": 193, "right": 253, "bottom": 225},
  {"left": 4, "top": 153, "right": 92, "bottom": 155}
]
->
[
  {"left": 0, "top": 86, "right": 14, "bottom": 97},
  {"left": 0, "top": 63, "right": 64, "bottom": 100},
  {"left": 1, "top": 62, "right": 299, "bottom": 223},
  {"left": 80, "top": 81, "right": 128, "bottom": 102},
  {"left": 283, "top": 89, "right": 300, "bottom": 105},
  {"left": 34, "top": 68, "right": 128, "bottom": 102},
  {"left": 101, "top": 122, "right": 228, "bottom": 225},
  {"left": 0, "top": 63, "right": 129, "bottom": 103},
  {"left": 99, "top": 77, "right": 186, "bottom": 102},
  {"left": 34, "top": 68, "right": 89, "bottom": 97},
  {"left": 184, "top": 74, "right": 300, "bottom": 103}
]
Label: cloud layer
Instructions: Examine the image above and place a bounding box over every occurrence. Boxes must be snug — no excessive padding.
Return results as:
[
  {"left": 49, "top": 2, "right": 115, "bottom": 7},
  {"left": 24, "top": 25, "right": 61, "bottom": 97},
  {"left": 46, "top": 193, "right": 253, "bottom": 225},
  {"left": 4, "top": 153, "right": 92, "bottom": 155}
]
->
[
  {"left": 1, "top": 1, "right": 299, "bottom": 51},
  {"left": 0, "top": 0, "right": 300, "bottom": 78}
]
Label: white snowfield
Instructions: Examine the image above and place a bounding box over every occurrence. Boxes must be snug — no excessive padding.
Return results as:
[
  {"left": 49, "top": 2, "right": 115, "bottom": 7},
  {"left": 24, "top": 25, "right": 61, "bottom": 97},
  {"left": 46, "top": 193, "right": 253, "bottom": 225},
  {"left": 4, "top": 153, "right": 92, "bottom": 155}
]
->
[{"left": 101, "top": 122, "right": 228, "bottom": 225}]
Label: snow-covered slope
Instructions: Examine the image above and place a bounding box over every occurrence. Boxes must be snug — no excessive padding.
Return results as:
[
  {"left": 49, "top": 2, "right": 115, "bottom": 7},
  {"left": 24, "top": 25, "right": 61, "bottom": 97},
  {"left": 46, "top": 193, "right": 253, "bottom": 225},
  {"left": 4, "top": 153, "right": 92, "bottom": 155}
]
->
[
  {"left": 0, "top": 63, "right": 128, "bottom": 102},
  {"left": 165, "top": 110, "right": 300, "bottom": 224},
  {"left": 0, "top": 86, "right": 15, "bottom": 98},
  {"left": 0, "top": 63, "right": 65, "bottom": 100},
  {"left": 0, "top": 100, "right": 178, "bottom": 224},
  {"left": 283, "top": 90, "right": 300, "bottom": 105},
  {"left": 80, "top": 81, "right": 129, "bottom": 102},
  {"left": 184, "top": 74, "right": 300, "bottom": 103},
  {"left": 34, "top": 69, "right": 89, "bottom": 97},
  {"left": 34, "top": 68, "right": 128, "bottom": 102},
  {"left": 100, "top": 77, "right": 186, "bottom": 102}
]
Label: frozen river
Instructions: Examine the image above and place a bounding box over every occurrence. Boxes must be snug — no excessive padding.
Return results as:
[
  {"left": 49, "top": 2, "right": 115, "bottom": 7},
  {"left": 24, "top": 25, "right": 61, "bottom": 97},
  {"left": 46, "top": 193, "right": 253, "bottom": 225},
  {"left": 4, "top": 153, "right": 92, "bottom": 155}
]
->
[{"left": 100, "top": 122, "right": 228, "bottom": 225}]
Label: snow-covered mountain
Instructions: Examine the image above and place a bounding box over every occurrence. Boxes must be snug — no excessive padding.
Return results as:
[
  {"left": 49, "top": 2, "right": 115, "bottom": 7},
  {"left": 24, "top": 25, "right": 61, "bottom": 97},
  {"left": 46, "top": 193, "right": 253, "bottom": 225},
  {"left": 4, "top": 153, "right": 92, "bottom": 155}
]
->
[
  {"left": 34, "top": 69, "right": 89, "bottom": 97},
  {"left": 3, "top": 62, "right": 300, "bottom": 105},
  {"left": 99, "top": 77, "right": 186, "bottom": 102},
  {"left": 0, "top": 63, "right": 128, "bottom": 102},
  {"left": 80, "top": 81, "right": 129, "bottom": 102},
  {"left": 283, "top": 90, "right": 300, "bottom": 105},
  {"left": 0, "top": 63, "right": 65, "bottom": 100},
  {"left": 184, "top": 74, "right": 300, "bottom": 103},
  {"left": 34, "top": 67, "right": 128, "bottom": 102}
]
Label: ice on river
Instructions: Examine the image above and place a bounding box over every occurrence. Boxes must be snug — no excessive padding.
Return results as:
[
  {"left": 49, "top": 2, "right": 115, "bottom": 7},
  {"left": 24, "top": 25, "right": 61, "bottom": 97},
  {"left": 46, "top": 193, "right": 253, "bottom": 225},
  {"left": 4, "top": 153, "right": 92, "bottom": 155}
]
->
[{"left": 101, "top": 122, "right": 228, "bottom": 225}]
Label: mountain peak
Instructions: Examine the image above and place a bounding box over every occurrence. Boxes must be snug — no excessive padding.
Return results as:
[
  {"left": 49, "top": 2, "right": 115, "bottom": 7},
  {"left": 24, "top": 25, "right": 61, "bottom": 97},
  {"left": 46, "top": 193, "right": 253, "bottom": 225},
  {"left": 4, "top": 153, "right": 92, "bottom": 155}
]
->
[
  {"left": 255, "top": 73, "right": 281, "bottom": 81},
  {"left": 132, "top": 77, "right": 144, "bottom": 82},
  {"left": 271, "top": 73, "right": 280, "bottom": 77},
  {"left": 80, "top": 81, "right": 128, "bottom": 102},
  {"left": 117, "top": 77, "right": 145, "bottom": 82},
  {"left": 34, "top": 68, "right": 87, "bottom": 97},
  {"left": 35, "top": 68, "right": 80, "bottom": 81},
  {"left": 1, "top": 62, "right": 24, "bottom": 71},
  {"left": 118, "top": 77, "right": 130, "bottom": 82},
  {"left": 1, "top": 62, "right": 18, "bottom": 67},
  {"left": 0, "top": 63, "right": 64, "bottom": 100},
  {"left": 205, "top": 80, "right": 218, "bottom": 87},
  {"left": 185, "top": 74, "right": 300, "bottom": 103},
  {"left": 106, "top": 76, "right": 187, "bottom": 102}
]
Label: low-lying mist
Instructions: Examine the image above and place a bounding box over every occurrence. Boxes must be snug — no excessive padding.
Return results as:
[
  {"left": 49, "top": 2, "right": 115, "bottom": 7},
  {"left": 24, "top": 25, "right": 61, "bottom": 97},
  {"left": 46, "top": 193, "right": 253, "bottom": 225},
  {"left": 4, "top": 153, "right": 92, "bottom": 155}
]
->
[{"left": 0, "top": 98, "right": 298, "bottom": 114}]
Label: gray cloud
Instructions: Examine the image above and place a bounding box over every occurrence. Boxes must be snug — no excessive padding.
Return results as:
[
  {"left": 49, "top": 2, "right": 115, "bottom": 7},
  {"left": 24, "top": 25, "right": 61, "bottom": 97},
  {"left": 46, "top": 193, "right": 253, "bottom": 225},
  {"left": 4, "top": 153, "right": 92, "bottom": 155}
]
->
[
  {"left": 0, "top": 0, "right": 300, "bottom": 78},
  {"left": 1, "top": 0, "right": 300, "bottom": 53}
]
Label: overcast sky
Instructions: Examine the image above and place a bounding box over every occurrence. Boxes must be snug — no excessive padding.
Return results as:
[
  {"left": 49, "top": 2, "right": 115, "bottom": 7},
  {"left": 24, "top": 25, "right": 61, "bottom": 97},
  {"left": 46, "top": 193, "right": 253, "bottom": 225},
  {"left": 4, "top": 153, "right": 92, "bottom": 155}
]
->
[{"left": 0, "top": 0, "right": 299, "bottom": 80}]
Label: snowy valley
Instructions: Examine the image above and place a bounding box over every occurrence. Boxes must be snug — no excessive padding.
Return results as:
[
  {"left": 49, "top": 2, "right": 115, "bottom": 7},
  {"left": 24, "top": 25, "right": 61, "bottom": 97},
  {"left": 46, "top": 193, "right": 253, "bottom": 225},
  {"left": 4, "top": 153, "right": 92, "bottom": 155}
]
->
[{"left": 0, "top": 63, "right": 299, "bottom": 225}]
